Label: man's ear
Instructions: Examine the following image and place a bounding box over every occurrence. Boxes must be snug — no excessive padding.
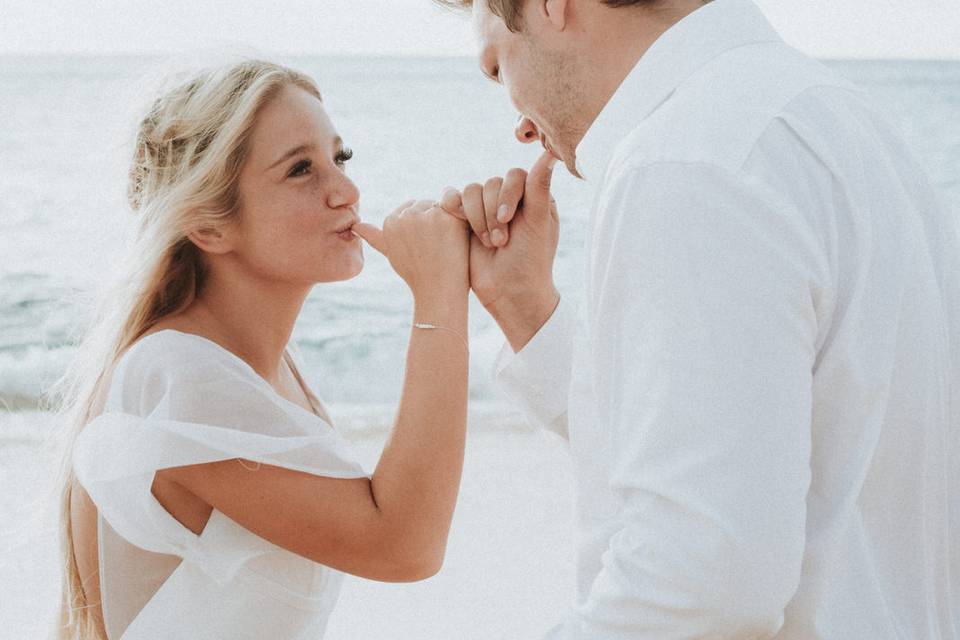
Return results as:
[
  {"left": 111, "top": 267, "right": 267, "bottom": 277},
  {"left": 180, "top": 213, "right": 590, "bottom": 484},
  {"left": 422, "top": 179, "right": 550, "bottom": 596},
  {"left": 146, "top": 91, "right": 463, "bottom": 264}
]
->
[
  {"left": 541, "top": 0, "right": 569, "bottom": 30},
  {"left": 186, "top": 224, "right": 234, "bottom": 255}
]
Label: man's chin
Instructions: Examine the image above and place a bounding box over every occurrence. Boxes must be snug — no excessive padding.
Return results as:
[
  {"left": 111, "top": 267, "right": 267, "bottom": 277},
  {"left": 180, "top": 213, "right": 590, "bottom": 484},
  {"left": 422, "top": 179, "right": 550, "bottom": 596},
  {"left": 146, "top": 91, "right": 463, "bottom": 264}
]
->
[
  {"left": 560, "top": 154, "right": 583, "bottom": 180},
  {"left": 540, "top": 139, "right": 581, "bottom": 179}
]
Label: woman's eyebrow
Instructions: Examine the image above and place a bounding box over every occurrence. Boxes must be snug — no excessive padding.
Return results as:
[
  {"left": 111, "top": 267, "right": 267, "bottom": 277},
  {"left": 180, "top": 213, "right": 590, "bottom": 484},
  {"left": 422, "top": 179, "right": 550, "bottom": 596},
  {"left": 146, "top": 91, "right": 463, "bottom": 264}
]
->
[
  {"left": 267, "top": 136, "right": 344, "bottom": 171},
  {"left": 268, "top": 143, "right": 314, "bottom": 170}
]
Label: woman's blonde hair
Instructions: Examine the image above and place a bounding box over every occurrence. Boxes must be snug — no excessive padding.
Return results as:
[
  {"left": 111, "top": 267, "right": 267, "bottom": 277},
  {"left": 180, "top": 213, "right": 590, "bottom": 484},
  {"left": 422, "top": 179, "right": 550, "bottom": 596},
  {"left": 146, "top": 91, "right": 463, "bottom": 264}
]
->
[{"left": 41, "top": 58, "right": 321, "bottom": 639}]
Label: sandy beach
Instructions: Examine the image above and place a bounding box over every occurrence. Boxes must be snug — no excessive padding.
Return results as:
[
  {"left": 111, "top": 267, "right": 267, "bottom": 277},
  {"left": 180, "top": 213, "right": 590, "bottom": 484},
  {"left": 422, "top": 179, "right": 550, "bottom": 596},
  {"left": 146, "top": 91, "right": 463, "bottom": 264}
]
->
[{"left": 0, "top": 409, "right": 576, "bottom": 640}]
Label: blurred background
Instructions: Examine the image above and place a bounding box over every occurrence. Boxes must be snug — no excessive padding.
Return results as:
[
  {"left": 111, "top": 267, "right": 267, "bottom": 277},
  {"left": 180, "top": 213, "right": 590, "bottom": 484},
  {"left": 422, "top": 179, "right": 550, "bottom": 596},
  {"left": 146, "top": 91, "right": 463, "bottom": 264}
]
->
[
  {"left": 1, "top": 0, "right": 958, "bottom": 417},
  {"left": 1, "top": 1, "right": 958, "bottom": 638}
]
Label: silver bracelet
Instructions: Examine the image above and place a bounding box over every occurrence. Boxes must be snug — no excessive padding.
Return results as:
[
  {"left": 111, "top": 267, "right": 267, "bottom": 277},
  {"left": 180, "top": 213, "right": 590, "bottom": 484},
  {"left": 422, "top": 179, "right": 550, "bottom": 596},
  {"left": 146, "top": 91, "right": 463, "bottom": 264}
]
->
[{"left": 413, "top": 322, "right": 470, "bottom": 352}]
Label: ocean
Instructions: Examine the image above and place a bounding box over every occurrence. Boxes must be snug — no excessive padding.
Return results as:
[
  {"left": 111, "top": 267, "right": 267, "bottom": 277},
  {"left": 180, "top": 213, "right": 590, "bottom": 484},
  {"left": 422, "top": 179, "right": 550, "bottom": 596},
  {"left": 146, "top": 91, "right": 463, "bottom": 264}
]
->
[{"left": 1, "top": 55, "right": 958, "bottom": 420}]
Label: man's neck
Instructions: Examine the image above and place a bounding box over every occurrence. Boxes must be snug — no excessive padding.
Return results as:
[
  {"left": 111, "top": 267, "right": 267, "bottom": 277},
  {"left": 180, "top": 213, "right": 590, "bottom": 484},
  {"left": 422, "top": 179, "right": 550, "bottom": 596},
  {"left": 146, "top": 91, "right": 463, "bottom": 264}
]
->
[{"left": 579, "top": 1, "right": 708, "bottom": 146}]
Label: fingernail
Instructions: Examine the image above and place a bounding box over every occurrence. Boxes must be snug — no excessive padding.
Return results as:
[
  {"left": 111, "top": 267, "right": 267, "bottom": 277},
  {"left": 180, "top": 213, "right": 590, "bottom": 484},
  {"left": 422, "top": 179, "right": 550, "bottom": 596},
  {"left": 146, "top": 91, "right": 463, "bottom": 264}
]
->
[
  {"left": 497, "top": 204, "right": 509, "bottom": 223},
  {"left": 490, "top": 228, "right": 505, "bottom": 246}
]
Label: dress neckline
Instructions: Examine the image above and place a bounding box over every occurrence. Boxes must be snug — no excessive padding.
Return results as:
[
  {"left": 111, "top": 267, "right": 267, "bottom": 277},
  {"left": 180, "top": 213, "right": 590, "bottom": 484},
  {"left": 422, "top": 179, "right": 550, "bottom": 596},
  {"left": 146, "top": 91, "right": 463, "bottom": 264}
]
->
[{"left": 135, "top": 329, "right": 335, "bottom": 430}]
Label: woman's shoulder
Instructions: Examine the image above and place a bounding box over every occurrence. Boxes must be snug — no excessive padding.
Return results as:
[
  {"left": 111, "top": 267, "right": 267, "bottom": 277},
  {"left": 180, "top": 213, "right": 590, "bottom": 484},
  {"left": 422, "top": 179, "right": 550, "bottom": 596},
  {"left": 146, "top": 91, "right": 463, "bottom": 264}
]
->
[
  {"left": 107, "top": 327, "right": 235, "bottom": 415},
  {"left": 124, "top": 313, "right": 245, "bottom": 367},
  {"left": 125, "top": 326, "right": 193, "bottom": 358},
  {"left": 119, "top": 328, "right": 224, "bottom": 379}
]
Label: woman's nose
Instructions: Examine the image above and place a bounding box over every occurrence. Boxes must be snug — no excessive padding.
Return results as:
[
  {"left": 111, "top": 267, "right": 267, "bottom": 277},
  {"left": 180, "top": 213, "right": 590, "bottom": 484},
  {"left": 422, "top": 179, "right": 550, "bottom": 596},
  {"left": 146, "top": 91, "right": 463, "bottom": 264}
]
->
[
  {"left": 328, "top": 172, "right": 360, "bottom": 210},
  {"left": 514, "top": 115, "right": 540, "bottom": 144}
]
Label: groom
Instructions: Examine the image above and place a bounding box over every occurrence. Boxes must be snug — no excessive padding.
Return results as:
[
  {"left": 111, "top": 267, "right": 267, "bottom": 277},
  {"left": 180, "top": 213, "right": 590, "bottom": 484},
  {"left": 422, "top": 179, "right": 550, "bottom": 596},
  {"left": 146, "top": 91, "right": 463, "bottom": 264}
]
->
[{"left": 436, "top": 0, "right": 959, "bottom": 638}]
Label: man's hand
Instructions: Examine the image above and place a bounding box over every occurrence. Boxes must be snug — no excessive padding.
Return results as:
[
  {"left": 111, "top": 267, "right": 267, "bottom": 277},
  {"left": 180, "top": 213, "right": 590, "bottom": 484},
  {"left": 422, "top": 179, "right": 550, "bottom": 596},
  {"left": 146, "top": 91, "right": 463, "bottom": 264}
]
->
[{"left": 439, "top": 150, "right": 562, "bottom": 352}]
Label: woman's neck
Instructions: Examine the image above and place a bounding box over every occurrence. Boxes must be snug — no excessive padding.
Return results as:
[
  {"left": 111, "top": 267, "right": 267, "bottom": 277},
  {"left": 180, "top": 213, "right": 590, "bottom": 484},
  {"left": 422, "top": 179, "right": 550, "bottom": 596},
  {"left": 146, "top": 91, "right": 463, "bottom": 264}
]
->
[{"left": 185, "top": 270, "right": 312, "bottom": 385}]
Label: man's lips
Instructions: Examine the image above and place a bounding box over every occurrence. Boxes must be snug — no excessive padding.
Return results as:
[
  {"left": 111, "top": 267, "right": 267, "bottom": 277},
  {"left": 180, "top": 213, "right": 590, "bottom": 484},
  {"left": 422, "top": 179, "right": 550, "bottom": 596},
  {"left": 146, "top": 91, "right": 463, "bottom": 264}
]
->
[
  {"left": 540, "top": 135, "right": 558, "bottom": 159},
  {"left": 543, "top": 144, "right": 559, "bottom": 161}
]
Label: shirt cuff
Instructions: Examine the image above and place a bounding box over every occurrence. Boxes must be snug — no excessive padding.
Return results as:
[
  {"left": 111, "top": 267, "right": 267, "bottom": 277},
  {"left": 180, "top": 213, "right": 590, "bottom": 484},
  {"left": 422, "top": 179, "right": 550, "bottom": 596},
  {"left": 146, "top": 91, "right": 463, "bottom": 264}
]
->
[{"left": 491, "top": 294, "right": 577, "bottom": 432}]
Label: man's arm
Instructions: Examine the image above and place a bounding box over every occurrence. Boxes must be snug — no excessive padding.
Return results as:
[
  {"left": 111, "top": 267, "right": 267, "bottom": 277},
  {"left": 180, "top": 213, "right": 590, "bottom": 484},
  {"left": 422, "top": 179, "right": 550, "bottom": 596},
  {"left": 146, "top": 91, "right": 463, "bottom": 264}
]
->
[
  {"left": 492, "top": 291, "right": 575, "bottom": 439},
  {"left": 546, "top": 161, "right": 828, "bottom": 638},
  {"left": 439, "top": 150, "right": 572, "bottom": 436}
]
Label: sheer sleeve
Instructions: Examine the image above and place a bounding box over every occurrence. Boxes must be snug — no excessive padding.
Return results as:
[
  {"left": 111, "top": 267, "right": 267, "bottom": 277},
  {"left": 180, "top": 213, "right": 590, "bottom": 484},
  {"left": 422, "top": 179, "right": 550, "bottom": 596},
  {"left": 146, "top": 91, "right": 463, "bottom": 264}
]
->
[{"left": 72, "top": 333, "right": 369, "bottom": 586}]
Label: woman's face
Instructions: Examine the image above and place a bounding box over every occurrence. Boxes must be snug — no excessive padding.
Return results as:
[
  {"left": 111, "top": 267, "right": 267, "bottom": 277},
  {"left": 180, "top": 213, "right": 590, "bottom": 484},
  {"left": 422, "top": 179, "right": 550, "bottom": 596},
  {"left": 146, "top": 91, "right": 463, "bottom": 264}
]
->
[{"left": 231, "top": 83, "right": 362, "bottom": 285}]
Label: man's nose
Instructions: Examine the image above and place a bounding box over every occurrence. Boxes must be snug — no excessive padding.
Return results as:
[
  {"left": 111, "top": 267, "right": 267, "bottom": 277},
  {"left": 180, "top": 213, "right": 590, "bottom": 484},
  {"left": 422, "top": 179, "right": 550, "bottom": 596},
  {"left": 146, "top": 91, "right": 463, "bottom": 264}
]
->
[{"left": 514, "top": 114, "right": 539, "bottom": 144}]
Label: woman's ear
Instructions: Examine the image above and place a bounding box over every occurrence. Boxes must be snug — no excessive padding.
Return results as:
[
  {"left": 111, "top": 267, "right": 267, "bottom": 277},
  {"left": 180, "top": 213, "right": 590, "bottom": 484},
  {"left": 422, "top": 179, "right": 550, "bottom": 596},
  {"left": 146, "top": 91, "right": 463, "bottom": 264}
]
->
[{"left": 187, "top": 224, "right": 234, "bottom": 255}]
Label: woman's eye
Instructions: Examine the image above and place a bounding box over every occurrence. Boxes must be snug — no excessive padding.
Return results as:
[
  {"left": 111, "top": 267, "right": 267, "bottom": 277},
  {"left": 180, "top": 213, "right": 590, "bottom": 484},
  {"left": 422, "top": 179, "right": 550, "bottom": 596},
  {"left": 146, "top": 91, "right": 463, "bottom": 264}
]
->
[
  {"left": 335, "top": 147, "right": 353, "bottom": 168},
  {"left": 289, "top": 160, "right": 311, "bottom": 177}
]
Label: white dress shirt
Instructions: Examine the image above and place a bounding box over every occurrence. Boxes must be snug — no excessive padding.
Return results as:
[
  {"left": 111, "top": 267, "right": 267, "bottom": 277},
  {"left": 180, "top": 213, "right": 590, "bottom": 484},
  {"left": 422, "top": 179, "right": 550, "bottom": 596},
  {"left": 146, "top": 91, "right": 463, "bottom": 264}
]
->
[{"left": 492, "top": 0, "right": 960, "bottom": 637}]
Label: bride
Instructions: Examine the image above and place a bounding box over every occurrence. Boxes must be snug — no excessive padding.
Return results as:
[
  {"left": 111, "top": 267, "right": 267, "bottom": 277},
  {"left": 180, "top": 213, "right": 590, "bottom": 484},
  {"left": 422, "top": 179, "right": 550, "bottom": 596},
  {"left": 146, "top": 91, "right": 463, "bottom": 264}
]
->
[{"left": 50, "top": 59, "right": 472, "bottom": 639}]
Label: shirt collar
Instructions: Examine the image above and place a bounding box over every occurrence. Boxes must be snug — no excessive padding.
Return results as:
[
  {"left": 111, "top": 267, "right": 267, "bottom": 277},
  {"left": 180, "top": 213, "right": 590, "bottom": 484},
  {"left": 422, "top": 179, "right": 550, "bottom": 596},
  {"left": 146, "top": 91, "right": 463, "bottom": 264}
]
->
[{"left": 574, "top": 0, "right": 783, "bottom": 182}]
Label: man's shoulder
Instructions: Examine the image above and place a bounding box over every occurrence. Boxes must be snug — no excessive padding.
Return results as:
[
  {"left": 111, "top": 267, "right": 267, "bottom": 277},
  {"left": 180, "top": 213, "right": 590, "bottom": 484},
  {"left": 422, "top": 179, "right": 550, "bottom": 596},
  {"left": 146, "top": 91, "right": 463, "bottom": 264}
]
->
[{"left": 611, "top": 42, "right": 864, "bottom": 175}]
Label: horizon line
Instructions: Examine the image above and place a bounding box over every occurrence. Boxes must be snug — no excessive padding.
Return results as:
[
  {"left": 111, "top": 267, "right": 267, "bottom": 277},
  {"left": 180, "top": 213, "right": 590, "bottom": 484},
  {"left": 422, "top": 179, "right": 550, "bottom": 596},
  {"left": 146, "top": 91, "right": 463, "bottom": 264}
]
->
[{"left": 2, "top": 51, "right": 959, "bottom": 63}]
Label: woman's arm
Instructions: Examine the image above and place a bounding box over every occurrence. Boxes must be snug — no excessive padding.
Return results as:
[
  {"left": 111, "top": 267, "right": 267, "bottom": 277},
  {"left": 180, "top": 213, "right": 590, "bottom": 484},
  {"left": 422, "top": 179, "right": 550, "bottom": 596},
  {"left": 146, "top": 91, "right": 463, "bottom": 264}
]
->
[
  {"left": 366, "top": 293, "right": 469, "bottom": 575},
  {"left": 157, "top": 293, "right": 467, "bottom": 582},
  {"left": 158, "top": 203, "right": 471, "bottom": 583}
]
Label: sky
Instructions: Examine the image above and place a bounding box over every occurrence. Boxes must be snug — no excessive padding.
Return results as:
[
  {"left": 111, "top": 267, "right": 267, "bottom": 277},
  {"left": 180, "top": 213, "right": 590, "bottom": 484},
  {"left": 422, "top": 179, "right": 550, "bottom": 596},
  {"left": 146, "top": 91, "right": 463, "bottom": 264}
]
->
[{"left": 4, "top": 0, "right": 960, "bottom": 59}]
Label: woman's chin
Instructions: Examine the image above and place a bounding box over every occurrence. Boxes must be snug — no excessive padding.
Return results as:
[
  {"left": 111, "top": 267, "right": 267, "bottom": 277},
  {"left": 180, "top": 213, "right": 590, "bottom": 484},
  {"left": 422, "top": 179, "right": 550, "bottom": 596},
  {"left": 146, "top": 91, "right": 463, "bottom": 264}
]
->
[{"left": 314, "top": 259, "right": 364, "bottom": 284}]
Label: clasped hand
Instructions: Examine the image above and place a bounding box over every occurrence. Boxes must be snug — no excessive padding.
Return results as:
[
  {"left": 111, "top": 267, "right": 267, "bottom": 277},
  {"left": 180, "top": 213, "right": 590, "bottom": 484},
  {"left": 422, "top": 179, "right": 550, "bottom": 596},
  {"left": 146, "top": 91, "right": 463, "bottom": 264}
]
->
[{"left": 353, "top": 149, "right": 562, "bottom": 352}]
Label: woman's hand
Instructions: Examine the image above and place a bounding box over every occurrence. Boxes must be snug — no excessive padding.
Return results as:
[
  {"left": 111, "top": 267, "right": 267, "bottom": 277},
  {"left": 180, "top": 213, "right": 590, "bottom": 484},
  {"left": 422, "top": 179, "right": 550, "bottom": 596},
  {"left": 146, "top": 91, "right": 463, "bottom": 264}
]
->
[{"left": 352, "top": 199, "right": 471, "bottom": 303}]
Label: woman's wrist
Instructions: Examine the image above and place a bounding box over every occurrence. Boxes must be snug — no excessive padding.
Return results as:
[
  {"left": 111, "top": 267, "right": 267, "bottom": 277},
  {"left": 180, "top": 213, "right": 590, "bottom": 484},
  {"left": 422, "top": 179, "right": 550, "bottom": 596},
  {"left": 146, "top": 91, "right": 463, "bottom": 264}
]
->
[
  {"left": 413, "top": 285, "right": 468, "bottom": 311},
  {"left": 413, "top": 294, "right": 468, "bottom": 328}
]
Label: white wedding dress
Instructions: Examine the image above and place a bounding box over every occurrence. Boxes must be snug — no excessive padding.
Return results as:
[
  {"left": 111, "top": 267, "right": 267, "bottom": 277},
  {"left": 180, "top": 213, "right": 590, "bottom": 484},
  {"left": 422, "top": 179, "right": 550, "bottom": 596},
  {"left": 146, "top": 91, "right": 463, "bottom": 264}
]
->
[{"left": 72, "top": 330, "right": 369, "bottom": 639}]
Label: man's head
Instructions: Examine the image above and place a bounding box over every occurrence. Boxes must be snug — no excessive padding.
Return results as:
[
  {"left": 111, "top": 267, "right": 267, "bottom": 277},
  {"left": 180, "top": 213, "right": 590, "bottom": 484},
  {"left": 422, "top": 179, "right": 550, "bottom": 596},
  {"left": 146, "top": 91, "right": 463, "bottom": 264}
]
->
[
  {"left": 435, "top": 0, "right": 710, "bottom": 176},
  {"left": 439, "top": 0, "right": 672, "bottom": 33}
]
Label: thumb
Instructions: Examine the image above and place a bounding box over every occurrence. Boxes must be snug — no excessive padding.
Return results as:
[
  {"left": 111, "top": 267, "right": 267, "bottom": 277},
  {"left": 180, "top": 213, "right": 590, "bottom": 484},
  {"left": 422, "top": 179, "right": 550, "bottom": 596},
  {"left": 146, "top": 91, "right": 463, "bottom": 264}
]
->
[
  {"left": 351, "top": 222, "right": 387, "bottom": 256},
  {"left": 522, "top": 149, "right": 558, "bottom": 219},
  {"left": 439, "top": 187, "right": 467, "bottom": 221}
]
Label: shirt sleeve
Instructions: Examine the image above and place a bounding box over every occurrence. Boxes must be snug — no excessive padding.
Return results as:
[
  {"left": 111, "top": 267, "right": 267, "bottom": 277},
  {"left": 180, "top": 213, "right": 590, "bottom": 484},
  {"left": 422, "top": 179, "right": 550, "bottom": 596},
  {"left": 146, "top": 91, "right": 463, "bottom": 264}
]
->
[
  {"left": 72, "top": 336, "right": 369, "bottom": 586},
  {"left": 545, "top": 161, "right": 826, "bottom": 638},
  {"left": 491, "top": 294, "right": 579, "bottom": 439}
]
